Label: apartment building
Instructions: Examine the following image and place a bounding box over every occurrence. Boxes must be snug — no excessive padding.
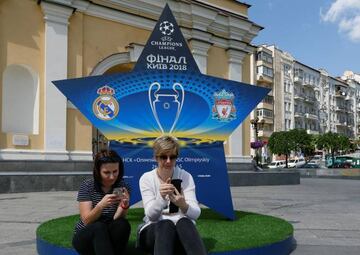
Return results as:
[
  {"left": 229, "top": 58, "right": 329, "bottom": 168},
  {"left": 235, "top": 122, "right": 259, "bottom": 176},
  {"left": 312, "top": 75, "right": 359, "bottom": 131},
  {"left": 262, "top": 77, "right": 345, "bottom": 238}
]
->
[
  {"left": 341, "top": 71, "right": 360, "bottom": 138},
  {"left": 251, "top": 45, "right": 359, "bottom": 160}
]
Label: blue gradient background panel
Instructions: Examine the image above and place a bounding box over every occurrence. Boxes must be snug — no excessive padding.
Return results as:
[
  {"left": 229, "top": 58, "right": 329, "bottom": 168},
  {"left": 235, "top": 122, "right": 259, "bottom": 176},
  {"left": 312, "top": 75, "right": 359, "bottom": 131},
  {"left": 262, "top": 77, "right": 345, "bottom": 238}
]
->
[
  {"left": 53, "top": 4, "right": 270, "bottom": 220},
  {"left": 54, "top": 71, "right": 269, "bottom": 142}
]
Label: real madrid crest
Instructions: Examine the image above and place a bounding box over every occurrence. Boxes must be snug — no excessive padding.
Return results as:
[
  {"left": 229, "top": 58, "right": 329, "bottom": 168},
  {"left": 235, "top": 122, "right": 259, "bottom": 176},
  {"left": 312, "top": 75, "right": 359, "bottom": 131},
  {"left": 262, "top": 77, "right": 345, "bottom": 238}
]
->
[
  {"left": 92, "top": 85, "right": 119, "bottom": 121},
  {"left": 212, "top": 89, "right": 236, "bottom": 122}
]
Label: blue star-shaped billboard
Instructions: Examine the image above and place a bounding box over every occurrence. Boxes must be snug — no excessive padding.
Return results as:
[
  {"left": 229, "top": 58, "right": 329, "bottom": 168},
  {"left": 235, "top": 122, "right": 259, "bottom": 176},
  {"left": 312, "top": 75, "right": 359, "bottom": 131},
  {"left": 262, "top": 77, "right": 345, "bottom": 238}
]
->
[{"left": 53, "top": 4, "right": 269, "bottom": 220}]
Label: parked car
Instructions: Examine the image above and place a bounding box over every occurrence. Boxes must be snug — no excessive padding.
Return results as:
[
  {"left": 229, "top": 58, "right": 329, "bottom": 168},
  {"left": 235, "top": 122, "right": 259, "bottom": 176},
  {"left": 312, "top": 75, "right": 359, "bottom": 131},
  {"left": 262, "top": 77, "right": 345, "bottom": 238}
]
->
[
  {"left": 268, "top": 160, "right": 285, "bottom": 169},
  {"left": 312, "top": 155, "right": 322, "bottom": 164},
  {"left": 288, "top": 158, "right": 306, "bottom": 168},
  {"left": 301, "top": 162, "right": 320, "bottom": 169}
]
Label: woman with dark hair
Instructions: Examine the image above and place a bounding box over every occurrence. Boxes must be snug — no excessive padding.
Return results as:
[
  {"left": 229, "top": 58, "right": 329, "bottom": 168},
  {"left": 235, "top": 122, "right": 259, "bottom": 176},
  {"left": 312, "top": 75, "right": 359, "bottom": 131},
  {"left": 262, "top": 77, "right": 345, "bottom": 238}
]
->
[{"left": 72, "top": 150, "right": 131, "bottom": 255}]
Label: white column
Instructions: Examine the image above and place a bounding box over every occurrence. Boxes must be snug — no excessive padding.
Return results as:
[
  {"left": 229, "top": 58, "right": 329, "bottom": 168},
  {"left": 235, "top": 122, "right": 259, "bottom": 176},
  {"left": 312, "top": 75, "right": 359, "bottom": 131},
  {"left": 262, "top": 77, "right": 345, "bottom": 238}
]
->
[
  {"left": 189, "top": 39, "right": 211, "bottom": 74},
  {"left": 41, "top": 2, "right": 73, "bottom": 158},
  {"left": 249, "top": 53, "right": 257, "bottom": 157},
  {"left": 227, "top": 49, "right": 248, "bottom": 162}
]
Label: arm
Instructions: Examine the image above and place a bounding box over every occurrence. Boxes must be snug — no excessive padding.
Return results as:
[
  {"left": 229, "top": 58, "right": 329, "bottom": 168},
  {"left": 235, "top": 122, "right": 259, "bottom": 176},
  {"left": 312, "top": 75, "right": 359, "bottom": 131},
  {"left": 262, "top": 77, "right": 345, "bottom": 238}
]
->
[
  {"left": 170, "top": 172, "right": 200, "bottom": 220},
  {"left": 182, "top": 173, "right": 201, "bottom": 220},
  {"left": 113, "top": 188, "right": 130, "bottom": 220},
  {"left": 79, "top": 194, "right": 120, "bottom": 225},
  {"left": 140, "top": 173, "right": 168, "bottom": 221}
]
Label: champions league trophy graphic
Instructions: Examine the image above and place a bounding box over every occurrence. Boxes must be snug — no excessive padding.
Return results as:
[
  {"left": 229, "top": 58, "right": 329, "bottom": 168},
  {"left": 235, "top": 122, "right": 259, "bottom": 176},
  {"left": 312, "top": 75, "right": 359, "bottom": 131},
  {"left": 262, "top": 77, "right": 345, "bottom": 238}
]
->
[{"left": 149, "top": 82, "right": 184, "bottom": 134}]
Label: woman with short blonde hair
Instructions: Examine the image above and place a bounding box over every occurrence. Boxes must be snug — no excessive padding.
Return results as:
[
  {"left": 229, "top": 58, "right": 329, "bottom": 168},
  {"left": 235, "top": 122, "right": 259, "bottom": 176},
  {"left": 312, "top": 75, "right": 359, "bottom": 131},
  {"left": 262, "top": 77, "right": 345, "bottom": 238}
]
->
[{"left": 137, "top": 135, "right": 207, "bottom": 255}]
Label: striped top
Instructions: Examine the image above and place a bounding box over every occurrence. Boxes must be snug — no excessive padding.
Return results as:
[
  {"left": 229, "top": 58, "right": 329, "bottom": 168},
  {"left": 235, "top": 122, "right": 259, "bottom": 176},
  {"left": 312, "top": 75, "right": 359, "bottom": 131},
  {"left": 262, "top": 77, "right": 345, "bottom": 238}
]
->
[{"left": 74, "top": 178, "right": 130, "bottom": 233}]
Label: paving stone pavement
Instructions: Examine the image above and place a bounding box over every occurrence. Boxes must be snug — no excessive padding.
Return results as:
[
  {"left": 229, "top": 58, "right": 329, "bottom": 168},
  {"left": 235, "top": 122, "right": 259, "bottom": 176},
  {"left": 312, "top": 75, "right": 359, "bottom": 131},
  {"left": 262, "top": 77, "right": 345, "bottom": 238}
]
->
[{"left": 0, "top": 178, "right": 359, "bottom": 255}]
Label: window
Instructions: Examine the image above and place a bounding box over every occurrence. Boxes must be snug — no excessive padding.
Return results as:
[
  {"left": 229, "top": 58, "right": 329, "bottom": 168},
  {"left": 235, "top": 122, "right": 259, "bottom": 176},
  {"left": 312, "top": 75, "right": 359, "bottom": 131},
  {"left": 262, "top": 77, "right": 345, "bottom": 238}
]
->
[
  {"left": 263, "top": 95, "right": 273, "bottom": 104},
  {"left": 256, "top": 51, "right": 273, "bottom": 63},
  {"left": 256, "top": 109, "right": 273, "bottom": 118},
  {"left": 2, "top": 65, "right": 39, "bottom": 134},
  {"left": 295, "top": 68, "right": 304, "bottom": 79},
  {"left": 283, "top": 64, "right": 291, "bottom": 76},
  {"left": 257, "top": 66, "right": 273, "bottom": 77}
]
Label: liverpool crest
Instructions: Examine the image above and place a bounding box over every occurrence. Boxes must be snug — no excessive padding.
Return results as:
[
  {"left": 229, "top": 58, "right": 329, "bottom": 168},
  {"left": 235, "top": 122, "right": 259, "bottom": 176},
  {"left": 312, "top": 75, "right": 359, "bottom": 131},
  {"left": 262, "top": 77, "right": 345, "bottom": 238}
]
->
[
  {"left": 92, "top": 85, "right": 119, "bottom": 121},
  {"left": 212, "top": 89, "right": 236, "bottom": 122}
]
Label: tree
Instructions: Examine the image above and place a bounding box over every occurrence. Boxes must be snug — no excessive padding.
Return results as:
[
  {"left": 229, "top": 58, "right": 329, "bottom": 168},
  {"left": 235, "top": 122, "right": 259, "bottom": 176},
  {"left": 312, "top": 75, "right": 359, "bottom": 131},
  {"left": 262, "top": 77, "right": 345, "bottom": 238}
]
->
[
  {"left": 268, "top": 131, "right": 295, "bottom": 168},
  {"left": 316, "top": 132, "right": 350, "bottom": 166},
  {"left": 338, "top": 134, "right": 351, "bottom": 153},
  {"left": 289, "top": 129, "right": 312, "bottom": 159}
]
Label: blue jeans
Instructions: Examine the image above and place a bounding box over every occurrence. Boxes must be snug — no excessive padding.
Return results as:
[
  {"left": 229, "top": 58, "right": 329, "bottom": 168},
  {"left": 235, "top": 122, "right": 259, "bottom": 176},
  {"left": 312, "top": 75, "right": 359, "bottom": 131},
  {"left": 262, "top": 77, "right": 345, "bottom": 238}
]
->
[{"left": 138, "top": 217, "right": 207, "bottom": 255}]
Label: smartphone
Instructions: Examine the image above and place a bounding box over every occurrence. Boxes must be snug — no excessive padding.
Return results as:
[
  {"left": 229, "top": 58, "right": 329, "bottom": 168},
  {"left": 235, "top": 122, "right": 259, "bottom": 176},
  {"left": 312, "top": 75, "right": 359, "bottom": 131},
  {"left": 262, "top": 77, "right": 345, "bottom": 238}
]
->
[
  {"left": 169, "top": 179, "right": 182, "bottom": 213},
  {"left": 171, "top": 179, "right": 182, "bottom": 193},
  {"left": 113, "top": 187, "right": 126, "bottom": 198}
]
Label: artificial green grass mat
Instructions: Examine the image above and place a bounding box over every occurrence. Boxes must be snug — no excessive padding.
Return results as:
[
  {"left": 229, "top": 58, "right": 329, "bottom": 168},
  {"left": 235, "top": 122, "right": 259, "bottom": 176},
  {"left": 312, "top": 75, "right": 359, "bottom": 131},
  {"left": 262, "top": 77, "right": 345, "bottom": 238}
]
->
[{"left": 37, "top": 208, "right": 293, "bottom": 253}]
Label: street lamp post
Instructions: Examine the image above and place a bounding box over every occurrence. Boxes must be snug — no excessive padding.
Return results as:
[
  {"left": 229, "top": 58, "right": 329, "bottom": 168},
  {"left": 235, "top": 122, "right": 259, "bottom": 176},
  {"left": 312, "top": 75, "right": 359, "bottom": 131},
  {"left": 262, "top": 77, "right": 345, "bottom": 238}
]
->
[{"left": 250, "top": 117, "right": 265, "bottom": 166}]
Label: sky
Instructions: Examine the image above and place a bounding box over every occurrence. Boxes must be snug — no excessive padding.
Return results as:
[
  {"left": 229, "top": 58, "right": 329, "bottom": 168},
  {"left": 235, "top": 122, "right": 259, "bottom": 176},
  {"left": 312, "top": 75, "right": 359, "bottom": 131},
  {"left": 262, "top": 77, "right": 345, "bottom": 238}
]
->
[{"left": 244, "top": 0, "right": 360, "bottom": 77}]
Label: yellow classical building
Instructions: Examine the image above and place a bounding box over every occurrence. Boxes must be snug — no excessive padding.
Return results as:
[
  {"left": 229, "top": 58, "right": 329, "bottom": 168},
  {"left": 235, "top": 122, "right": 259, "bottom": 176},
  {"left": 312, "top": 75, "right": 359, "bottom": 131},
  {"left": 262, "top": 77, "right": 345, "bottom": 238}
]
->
[{"left": 0, "top": 0, "right": 261, "bottom": 163}]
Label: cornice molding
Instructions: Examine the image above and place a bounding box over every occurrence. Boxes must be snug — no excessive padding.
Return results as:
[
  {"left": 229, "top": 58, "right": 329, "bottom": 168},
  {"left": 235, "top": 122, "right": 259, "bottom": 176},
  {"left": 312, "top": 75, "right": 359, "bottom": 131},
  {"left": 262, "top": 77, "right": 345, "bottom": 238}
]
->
[
  {"left": 189, "top": 39, "right": 212, "bottom": 57},
  {"left": 226, "top": 49, "right": 247, "bottom": 64},
  {"left": 61, "top": 0, "right": 260, "bottom": 49},
  {"left": 41, "top": 1, "right": 73, "bottom": 25}
]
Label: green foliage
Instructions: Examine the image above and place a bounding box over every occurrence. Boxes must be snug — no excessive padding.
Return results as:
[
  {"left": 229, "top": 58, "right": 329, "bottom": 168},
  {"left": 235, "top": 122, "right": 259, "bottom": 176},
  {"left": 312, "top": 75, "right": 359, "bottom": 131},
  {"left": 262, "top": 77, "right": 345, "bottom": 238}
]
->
[
  {"left": 268, "top": 129, "right": 312, "bottom": 167},
  {"left": 316, "top": 132, "right": 352, "bottom": 153},
  {"left": 289, "top": 129, "right": 312, "bottom": 157},
  {"left": 316, "top": 132, "right": 352, "bottom": 165},
  {"left": 268, "top": 131, "right": 293, "bottom": 156},
  {"left": 36, "top": 208, "right": 293, "bottom": 253}
]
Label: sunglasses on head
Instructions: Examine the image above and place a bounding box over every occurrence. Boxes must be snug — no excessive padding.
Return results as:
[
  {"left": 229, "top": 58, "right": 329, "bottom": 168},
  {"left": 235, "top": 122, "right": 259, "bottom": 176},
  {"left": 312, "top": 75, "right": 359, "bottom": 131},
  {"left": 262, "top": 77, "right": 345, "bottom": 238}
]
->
[{"left": 157, "top": 155, "right": 178, "bottom": 161}]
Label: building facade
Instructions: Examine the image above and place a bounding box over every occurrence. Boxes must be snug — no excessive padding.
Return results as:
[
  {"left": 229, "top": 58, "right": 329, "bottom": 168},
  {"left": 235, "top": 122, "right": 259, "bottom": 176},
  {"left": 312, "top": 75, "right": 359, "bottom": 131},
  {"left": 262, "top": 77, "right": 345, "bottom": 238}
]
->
[
  {"left": 0, "top": 0, "right": 262, "bottom": 162},
  {"left": 251, "top": 45, "right": 360, "bottom": 161}
]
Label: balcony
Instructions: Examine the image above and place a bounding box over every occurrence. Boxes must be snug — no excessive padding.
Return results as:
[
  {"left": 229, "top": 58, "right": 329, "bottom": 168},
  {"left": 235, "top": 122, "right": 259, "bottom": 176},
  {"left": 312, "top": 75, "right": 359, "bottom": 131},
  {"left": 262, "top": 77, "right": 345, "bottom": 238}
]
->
[
  {"left": 335, "top": 106, "right": 346, "bottom": 112},
  {"left": 258, "top": 116, "right": 274, "bottom": 124},
  {"left": 335, "top": 91, "right": 346, "bottom": 98},
  {"left": 303, "top": 80, "right": 315, "bottom": 89},
  {"left": 294, "top": 93, "right": 304, "bottom": 100},
  {"left": 258, "top": 130, "right": 273, "bottom": 138},
  {"left": 257, "top": 102, "right": 273, "bottom": 110},
  {"left": 306, "top": 129, "right": 319, "bottom": 135},
  {"left": 293, "top": 76, "right": 303, "bottom": 84},
  {"left": 256, "top": 60, "right": 273, "bottom": 68},
  {"left": 335, "top": 121, "right": 347, "bottom": 126},
  {"left": 294, "top": 112, "right": 304, "bottom": 118},
  {"left": 305, "top": 113, "right": 317, "bottom": 120},
  {"left": 304, "top": 96, "right": 316, "bottom": 103},
  {"left": 256, "top": 73, "right": 273, "bottom": 84}
]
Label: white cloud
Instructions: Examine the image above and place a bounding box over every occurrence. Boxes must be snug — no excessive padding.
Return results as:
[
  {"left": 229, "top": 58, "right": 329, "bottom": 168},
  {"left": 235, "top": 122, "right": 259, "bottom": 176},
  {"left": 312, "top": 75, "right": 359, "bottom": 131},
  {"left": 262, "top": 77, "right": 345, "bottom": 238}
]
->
[{"left": 321, "top": 0, "right": 360, "bottom": 42}]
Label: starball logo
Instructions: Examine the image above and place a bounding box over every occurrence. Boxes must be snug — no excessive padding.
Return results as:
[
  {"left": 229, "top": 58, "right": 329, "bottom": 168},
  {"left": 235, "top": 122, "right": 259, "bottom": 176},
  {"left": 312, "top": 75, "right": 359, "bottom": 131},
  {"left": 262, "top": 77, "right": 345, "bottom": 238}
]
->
[{"left": 159, "top": 21, "right": 174, "bottom": 35}]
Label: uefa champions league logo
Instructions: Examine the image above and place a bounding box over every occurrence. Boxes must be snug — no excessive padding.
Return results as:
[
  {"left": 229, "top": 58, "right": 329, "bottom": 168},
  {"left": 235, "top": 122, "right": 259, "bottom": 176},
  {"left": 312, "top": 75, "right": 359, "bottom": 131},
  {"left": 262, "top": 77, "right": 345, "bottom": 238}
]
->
[
  {"left": 149, "top": 82, "right": 184, "bottom": 134},
  {"left": 159, "top": 21, "right": 174, "bottom": 36}
]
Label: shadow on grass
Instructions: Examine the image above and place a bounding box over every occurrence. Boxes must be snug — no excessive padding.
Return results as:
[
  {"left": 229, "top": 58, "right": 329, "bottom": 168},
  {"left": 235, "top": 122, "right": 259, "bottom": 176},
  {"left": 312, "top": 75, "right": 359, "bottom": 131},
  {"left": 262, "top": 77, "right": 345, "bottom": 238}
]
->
[
  {"left": 203, "top": 237, "right": 217, "bottom": 251},
  {"left": 199, "top": 209, "right": 257, "bottom": 221}
]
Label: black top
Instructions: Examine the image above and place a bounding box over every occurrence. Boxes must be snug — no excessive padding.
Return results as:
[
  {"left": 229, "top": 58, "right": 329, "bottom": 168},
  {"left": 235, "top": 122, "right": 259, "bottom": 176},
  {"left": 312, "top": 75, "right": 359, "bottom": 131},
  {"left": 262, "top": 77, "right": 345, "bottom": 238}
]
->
[{"left": 74, "top": 178, "right": 130, "bottom": 233}]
